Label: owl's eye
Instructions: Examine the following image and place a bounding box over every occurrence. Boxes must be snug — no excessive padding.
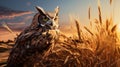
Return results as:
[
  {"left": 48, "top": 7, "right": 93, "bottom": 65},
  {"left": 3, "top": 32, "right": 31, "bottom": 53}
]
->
[
  {"left": 41, "top": 15, "right": 48, "bottom": 22},
  {"left": 43, "top": 17, "right": 49, "bottom": 21}
]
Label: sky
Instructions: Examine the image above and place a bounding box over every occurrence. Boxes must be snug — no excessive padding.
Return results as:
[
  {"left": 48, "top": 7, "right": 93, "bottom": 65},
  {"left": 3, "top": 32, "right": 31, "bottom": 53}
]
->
[{"left": 0, "top": 0, "right": 120, "bottom": 41}]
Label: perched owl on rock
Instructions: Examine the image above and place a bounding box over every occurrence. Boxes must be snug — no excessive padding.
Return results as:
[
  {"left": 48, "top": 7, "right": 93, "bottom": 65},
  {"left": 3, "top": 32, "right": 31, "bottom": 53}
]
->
[{"left": 7, "top": 6, "right": 59, "bottom": 67}]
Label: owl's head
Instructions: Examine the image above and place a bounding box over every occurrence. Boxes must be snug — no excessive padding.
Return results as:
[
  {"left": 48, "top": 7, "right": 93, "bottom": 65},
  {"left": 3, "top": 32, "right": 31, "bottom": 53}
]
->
[{"left": 30, "top": 6, "right": 59, "bottom": 30}]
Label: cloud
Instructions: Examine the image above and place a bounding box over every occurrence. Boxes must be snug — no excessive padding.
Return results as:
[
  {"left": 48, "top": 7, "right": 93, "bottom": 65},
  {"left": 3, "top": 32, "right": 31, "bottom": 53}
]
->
[
  {"left": 0, "top": 16, "right": 33, "bottom": 41},
  {"left": 0, "top": 6, "right": 34, "bottom": 19},
  {"left": 0, "top": 15, "right": 33, "bottom": 31},
  {"left": 27, "top": 2, "right": 31, "bottom": 6},
  {"left": 23, "top": 15, "right": 33, "bottom": 22},
  {"left": 0, "top": 22, "right": 25, "bottom": 31},
  {"left": 0, "top": 6, "right": 34, "bottom": 41}
]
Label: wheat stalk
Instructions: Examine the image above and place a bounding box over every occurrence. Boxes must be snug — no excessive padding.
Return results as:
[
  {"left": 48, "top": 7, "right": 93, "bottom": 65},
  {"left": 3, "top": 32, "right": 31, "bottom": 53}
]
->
[
  {"left": 88, "top": 6, "right": 92, "bottom": 27},
  {"left": 110, "top": 0, "right": 112, "bottom": 5},
  {"left": 111, "top": 24, "right": 117, "bottom": 33},
  {"left": 88, "top": 6, "right": 91, "bottom": 20},
  {"left": 84, "top": 26, "right": 93, "bottom": 36},
  {"left": 2, "top": 22, "right": 16, "bottom": 37},
  {"left": 75, "top": 19, "right": 81, "bottom": 40},
  {"left": 98, "top": 0, "right": 102, "bottom": 25},
  {"left": 106, "top": 19, "right": 109, "bottom": 31},
  {"left": 94, "top": 19, "right": 99, "bottom": 24}
]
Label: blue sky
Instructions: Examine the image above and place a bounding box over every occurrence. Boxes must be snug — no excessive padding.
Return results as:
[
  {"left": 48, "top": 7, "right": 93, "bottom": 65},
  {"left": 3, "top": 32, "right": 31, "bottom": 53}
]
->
[
  {"left": 0, "top": 0, "right": 98, "bottom": 24},
  {"left": 0, "top": 0, "right": 119, "bottom": 24},
  {"left": 0, "top": 0, "right": 120, "bottom": 30}
]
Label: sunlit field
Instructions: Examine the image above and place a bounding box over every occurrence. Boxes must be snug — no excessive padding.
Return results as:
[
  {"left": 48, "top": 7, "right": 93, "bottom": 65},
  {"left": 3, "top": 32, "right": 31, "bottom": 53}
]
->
[{"left": 1, "top": 0, "right": 120, "bottom": 67}]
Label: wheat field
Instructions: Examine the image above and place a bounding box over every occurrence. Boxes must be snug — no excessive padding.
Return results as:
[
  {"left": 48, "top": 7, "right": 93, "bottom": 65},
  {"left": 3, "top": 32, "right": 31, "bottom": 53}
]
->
[{"left": 0, "top": 0, "right": 120, "bottom": 67}]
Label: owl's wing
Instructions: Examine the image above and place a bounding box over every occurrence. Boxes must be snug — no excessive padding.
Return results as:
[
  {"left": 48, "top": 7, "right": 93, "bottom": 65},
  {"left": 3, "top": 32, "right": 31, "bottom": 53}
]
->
[{"left": 7, "top": 28, "right": 52, "bottom": 67}]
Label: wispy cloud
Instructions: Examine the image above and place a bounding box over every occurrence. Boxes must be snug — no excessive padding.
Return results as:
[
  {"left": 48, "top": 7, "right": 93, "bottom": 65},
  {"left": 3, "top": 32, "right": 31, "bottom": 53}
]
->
[
  {"left": 0, "top": 6, "right": 34, "bottom": 41},
  {"left": 0, "top": 6, "right": 34, "bottom": 19},
  {"left": 0, "top": 15, "right": 33, "bottom": 30},
  {"left": 27, "top": 2, "right": 31, "bottom": 6}
]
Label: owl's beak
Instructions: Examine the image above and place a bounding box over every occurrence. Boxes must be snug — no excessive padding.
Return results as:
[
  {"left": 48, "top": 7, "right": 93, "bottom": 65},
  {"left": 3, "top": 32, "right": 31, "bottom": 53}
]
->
[{"left": 45, "top": 20, "right": 58, "bottom": 29}]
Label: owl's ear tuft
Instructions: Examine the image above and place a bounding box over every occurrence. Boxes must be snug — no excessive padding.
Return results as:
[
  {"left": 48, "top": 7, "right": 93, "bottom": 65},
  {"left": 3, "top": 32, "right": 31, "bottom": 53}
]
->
[
  {"left": 35, "top": 6, "right": 46, "bottom": 15},
  {"left": 53, "top": 6, "right": 59, "bottom": 19},
  {"left": 55, "top": 6, "right": 59, "bottom": 13},
  {"left": 53, "top": 6, "right": 59, "bottom": 23}
]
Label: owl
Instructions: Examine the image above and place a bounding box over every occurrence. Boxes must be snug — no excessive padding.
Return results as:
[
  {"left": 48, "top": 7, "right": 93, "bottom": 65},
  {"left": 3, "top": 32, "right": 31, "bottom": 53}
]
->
[{"left": 7, "top": 6, "right": 59, "bottom": 67}]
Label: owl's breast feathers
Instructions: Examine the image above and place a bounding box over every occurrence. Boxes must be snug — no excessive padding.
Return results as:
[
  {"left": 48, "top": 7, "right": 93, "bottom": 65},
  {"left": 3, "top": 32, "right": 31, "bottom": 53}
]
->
[{"left": 7, "top": 26, "right": 57, "bottom": 67}]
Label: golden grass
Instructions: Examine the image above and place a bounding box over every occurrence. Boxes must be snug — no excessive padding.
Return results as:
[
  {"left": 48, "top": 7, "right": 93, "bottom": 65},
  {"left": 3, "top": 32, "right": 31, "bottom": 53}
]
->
[
  {"left": 39, "top": 18, "right": 120, "bottom": 67},
  {"left": 37, "top": 0, "right": 120, "bottom": 67},
  {"left": 37, "top": 6, "right": 120, "bottom": 66}
]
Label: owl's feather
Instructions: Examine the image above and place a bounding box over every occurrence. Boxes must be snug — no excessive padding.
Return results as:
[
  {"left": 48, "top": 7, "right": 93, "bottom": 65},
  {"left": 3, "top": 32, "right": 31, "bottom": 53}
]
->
[{"left": 7, "top": 6, "right": 59, "bottom": 67}]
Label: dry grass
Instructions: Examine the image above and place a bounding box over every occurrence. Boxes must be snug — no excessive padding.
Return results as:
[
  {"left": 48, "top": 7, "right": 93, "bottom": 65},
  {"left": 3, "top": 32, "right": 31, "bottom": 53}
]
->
[
  {"left": 36, "top": 0, "right": 120, "bottom": 67},
  {"left": 37, "top": 17, "right": 120, "bottom": 67}
]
